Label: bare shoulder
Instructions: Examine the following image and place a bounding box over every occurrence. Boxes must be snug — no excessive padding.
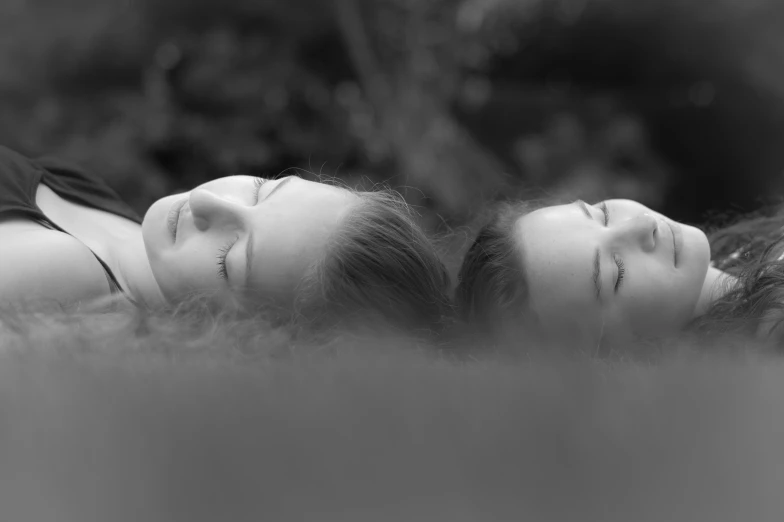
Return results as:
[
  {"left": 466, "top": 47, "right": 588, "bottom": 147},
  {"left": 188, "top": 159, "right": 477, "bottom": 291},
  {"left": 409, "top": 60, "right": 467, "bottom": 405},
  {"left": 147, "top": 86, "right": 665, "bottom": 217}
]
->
[{"left": 0, "top": 222, "right": 111, "bottom": 306}]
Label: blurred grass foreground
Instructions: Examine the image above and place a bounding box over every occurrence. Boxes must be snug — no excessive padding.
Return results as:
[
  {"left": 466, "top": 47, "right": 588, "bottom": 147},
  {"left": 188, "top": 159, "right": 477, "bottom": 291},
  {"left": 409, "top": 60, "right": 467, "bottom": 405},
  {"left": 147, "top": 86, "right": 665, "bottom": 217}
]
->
[{"left": 1, "top": 308, "right": 784, "bottom": 522}]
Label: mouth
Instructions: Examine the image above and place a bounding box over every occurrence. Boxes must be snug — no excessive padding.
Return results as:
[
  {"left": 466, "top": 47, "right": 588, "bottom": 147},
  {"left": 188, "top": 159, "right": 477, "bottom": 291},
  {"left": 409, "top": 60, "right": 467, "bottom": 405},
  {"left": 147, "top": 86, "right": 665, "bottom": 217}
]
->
[
  {"left": 166, "top": 198, "right": 188, "bottom": 241},
  {"left": 667, "top": 221, "right": 683, "bottom": 267}
]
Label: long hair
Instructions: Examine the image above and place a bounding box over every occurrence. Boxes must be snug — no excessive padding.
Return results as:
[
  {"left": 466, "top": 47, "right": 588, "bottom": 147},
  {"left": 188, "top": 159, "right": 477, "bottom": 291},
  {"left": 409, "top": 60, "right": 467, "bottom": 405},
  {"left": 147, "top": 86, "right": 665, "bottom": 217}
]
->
[
  {"left": 456, "top": 198, "right": 784, "bottom": 351},
  {"left": 51, "top": 185, "right": 453, "bottom": 342},
  {"left": 292, "top": 189, "right": 454, "bottom": 338},
  {"left": 689, "top": 206, "right": 784, "bottom": 344}
]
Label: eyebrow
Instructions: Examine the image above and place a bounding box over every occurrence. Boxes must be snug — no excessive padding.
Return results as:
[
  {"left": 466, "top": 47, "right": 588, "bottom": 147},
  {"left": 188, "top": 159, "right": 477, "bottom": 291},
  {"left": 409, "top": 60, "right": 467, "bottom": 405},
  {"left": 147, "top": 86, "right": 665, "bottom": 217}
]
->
[
  {"left": 243, "top": 176, "right": 295, "bottom": 285},
  {"left": 576, "top": 199, "right": 592, "bottom": 219},
  {"left": 266, "top": 176, "right": 294, "bottom": 200},
  {"left": 575, "top": 201, "right": 603, "bottom": 301},
  {"left": 593, "top": 248, "right": 602, "bottom": 301}
]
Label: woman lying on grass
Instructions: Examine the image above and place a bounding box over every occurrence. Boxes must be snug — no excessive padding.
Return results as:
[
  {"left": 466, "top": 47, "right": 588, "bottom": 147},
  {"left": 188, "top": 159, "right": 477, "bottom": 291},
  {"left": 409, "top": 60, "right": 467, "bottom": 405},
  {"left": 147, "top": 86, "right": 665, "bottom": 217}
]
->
[
  {"left": 0, "top": 145, "right": 452, "bottom": 337},
  {"left": 455, "top": 197, "right": 784, "bottom": 351}
]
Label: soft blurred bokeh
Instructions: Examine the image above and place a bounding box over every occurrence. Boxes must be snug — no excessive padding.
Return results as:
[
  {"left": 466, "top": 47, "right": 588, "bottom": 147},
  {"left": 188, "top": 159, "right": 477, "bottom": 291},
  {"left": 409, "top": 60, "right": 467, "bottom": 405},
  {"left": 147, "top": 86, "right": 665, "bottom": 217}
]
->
[{"left": 2, "top": 0, "right": 784, "bottom": 227}]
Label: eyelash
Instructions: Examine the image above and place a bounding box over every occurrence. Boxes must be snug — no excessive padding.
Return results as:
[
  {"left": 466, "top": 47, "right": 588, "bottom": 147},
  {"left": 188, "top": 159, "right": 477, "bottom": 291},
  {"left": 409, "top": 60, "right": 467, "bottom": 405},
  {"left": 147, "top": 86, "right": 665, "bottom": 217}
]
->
[
  {"left": 601, "top": 201, "right": 626, "bottom": 292},
  {"left": 216, "top": 240, "right": 234, "bottom": 280},
  {"left": 216, "top": 178, "right": 267, "bottom": 281},
  {"left": 614, "top": 255, "right": 625, "bottom": 292}
]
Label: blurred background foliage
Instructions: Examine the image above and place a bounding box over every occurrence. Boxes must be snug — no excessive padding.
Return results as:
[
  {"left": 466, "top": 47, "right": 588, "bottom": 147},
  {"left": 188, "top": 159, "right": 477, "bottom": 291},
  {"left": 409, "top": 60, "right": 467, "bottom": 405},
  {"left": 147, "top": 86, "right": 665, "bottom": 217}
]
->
[{"left": 1, "top": 0, "right": 784, "bottom": 229}]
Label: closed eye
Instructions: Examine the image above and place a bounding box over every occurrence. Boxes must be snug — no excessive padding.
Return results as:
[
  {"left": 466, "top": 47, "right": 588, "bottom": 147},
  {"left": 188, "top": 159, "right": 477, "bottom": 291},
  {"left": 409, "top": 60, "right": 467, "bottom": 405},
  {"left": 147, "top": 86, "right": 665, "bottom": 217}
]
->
[
  {"left": 216, "top": 177, "right": 266, "bottom": 283},
  {"left": 216, "top": 236, "right": 238, "bottom": 281}
]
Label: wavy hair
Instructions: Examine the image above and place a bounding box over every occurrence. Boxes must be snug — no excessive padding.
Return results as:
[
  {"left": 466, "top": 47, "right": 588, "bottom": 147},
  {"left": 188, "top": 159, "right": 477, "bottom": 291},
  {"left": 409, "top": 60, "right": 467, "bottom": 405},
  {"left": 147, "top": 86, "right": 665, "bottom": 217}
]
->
[
  {"left": 688, "top": 207, "right": 784, "bottom": 344},
  {"left": 457, "top": 197, "right": 784, "bottom": 349}
]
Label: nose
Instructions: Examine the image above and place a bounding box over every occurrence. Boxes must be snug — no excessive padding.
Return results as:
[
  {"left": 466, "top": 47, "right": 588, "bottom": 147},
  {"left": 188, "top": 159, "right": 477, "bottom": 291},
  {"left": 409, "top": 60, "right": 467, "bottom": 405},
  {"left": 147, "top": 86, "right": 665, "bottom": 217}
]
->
[
  {"left": 188, "top": 188, "right": 243, "bottom": 232},
  {"left": 612, "top": 213, "right": 658, "bottom": 253}
]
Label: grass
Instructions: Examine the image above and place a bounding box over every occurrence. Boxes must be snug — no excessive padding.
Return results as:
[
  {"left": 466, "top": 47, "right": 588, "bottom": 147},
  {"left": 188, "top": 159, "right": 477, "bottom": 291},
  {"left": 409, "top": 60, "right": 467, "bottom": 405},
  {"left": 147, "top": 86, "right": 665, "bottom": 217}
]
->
[{"left": 1, "top": 308, "right": 784, "bottom": 521}]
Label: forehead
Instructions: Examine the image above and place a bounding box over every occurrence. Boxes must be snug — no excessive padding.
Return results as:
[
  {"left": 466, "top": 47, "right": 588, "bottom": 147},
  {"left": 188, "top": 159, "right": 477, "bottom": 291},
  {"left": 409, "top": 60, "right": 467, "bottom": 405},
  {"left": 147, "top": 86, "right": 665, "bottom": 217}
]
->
[
  {"left": 515, "top": 204, "right": 603, "bottom": 338},
  {"left": 249, "top": 178, "right": 357, "bottom": 300}
]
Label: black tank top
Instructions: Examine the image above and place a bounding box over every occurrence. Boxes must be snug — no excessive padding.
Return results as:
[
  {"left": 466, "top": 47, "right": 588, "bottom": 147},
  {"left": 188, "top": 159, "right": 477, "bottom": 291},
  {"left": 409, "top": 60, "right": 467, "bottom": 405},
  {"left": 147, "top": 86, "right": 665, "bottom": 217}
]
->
[{"left": 0, "top": 145, "right": 142, "bottom": 295}]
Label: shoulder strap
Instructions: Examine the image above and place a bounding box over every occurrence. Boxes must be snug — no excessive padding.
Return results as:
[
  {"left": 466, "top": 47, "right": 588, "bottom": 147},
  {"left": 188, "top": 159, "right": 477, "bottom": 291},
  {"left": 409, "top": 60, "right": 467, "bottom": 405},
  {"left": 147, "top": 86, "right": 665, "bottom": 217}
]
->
[{"left": 35, "top": 218, "right": 127, "bottom": 296}]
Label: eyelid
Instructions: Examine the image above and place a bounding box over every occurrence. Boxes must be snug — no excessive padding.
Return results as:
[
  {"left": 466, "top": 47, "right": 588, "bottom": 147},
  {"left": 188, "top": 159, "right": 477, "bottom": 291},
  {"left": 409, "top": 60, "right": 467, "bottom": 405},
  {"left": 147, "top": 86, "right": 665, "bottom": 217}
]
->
[
  {"left": 218, "top": 177, "right": 267, "bottom": 283},
  {"left": 221, "top": 177, "right": 263, "bottom": 281}
]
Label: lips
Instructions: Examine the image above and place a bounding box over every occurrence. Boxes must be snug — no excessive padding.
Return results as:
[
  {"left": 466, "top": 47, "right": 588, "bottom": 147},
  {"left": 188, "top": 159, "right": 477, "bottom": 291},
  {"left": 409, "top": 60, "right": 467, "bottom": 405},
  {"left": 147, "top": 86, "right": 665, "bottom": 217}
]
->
[
  {"left": 167, "top": 198, "right": 188, "bottom": 240},
  {"left": 667, "top": 221, "right": 683, "bottom": 267}
]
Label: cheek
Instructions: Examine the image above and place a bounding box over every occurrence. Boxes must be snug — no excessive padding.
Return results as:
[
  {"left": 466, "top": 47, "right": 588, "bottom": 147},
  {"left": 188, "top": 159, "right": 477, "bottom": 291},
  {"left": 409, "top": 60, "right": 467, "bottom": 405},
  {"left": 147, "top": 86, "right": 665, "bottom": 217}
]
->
[
  {"left": 150, "top": 246, "right": 215, "bottom": 299},
  {"left": 147, "top": 254, "right": 186, "bottom": 300},
  {"left": 623, "top": 276, "right": 696, "bottom": 334}
]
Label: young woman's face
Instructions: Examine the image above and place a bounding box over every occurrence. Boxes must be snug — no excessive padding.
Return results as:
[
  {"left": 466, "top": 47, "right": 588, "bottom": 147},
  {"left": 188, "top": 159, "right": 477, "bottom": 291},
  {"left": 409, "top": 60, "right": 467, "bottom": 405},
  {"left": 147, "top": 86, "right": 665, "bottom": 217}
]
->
[
  {"left": 142, "top": 176, "right": 356, "bottom": 304},
  {"left": 516, "top": 199, "right": 711, "bottom": 345}
]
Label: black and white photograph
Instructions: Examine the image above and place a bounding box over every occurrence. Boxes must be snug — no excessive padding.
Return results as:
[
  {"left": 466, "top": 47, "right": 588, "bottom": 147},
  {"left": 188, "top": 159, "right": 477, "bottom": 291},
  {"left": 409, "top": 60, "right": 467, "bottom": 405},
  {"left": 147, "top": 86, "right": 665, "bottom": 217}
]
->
[{"left": 1, "top": 0, "right": 784, "bottom": 520}]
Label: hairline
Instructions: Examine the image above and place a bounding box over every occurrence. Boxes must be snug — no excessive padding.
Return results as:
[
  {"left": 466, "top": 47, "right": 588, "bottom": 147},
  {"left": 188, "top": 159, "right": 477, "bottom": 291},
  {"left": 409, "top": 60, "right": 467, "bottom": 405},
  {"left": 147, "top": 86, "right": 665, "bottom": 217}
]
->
[
  {"left": 502, "top": 207, "right": 546, "bottom": 330},
  {"left": 291, "top": 188, "right": 403, "bottom": 326}
]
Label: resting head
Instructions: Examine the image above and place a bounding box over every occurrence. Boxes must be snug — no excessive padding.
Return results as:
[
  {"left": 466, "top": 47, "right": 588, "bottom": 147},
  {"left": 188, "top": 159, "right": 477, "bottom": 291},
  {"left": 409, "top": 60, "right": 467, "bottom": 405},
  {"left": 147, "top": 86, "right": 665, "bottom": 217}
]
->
[
  {"left": 456, "top": 198, "right": 717, "bottom": 350},
  {"left": 142, "top": 175, "right": 452, "bottom": 334}
]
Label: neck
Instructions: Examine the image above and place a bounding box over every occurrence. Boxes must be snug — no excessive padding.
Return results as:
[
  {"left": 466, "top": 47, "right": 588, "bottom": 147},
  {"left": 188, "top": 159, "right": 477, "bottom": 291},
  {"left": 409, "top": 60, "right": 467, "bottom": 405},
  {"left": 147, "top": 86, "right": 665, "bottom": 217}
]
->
[
  {"left": 109, "top": 231, "right": 167, "bottom": 308},
  {"left": 35, "top": 185, "right": 165, "bottom": 307},
  {"left": 69, "top": 222, "right": 166, "bottom": 308},
  {"left": 693, "top": 265, "right": 737, "bottom": 318}
]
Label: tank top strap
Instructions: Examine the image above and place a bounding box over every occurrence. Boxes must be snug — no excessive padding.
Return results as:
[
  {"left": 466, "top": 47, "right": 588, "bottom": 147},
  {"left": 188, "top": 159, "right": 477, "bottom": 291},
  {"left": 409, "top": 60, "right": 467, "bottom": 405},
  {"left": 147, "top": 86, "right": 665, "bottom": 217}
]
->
[
  {"left": 0, "top": 145, "right": 137, "bottom": 299},
  {"left": 35, "top": 218, "right": 127, "bottom": 296}
]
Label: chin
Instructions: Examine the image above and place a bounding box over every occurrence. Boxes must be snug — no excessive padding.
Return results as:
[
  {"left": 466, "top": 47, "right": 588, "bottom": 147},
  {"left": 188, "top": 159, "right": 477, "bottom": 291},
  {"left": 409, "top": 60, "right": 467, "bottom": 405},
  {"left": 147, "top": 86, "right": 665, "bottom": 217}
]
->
[
  {"left": 147, "top": 263, "right": 179, "bottom": 302},
  {"left": 141, "top": 195, "right": 178, "bottom": 259},
  {"left": 141, "top": 194, "right": 173, "bottom": 228},
  {"left": 683, "top": 224, "right": 711, "bottom": 269},
  {"left": 680, "top": 225, "right": 712, "bottom": 307}
]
